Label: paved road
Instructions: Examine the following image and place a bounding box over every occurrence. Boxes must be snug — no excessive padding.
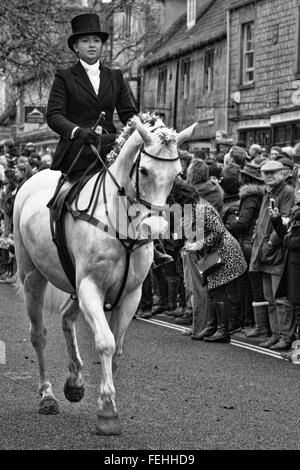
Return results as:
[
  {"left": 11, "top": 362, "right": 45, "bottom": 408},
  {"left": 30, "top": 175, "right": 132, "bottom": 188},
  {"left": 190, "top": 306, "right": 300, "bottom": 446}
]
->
[{"left": 0, "top": 284, "right": 299, "bottom": 450}]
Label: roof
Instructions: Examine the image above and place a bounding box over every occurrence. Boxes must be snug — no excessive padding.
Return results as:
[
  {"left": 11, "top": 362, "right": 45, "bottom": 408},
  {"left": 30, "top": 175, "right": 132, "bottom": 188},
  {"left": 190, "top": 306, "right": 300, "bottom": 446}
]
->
[
  {"left": 143, "top": 0, "right": 226, "bottom": 68},
  {"left": 228, "top": 0, "right": 264, "bottom": 10}
]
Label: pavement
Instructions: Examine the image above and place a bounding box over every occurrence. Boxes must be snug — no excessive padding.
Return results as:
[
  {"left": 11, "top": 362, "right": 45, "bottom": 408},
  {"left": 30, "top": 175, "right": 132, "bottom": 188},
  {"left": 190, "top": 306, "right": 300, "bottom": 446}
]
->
[{"left": 0, "top": 283, "right": 299, "bottom": 450}]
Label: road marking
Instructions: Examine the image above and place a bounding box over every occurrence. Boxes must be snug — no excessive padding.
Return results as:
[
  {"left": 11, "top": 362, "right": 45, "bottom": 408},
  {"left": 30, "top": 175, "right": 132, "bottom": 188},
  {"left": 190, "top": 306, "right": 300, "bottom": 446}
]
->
[
  {"left": 138, "top": 317, "right": 189, "bottom": 333},
  {"left": 137, "top": 317, "right": 284, "bottom": 360},
  {"left": 0, "top": 340, "right": 5, "bottom": 364}
]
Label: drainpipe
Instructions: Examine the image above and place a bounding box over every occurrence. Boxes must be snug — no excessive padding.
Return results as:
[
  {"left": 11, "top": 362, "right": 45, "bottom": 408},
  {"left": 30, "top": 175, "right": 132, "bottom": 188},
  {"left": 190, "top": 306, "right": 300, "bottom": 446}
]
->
[
  {"left": 225, "top": 7, "right": 230, "bottom": 135},
  {"left": 173, "top": 60, "right": 180, "bottom": 130}
]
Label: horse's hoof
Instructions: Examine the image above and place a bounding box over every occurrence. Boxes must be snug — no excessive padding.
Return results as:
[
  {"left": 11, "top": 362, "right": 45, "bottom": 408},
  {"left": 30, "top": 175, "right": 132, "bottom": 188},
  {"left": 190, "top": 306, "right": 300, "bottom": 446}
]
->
[
  {"left": 63, "top": 381, "right": 85, "bottom": 403},
  {"left": 95, "top": 411, "right": 122, "bottom": 435},
  {"left": 38, "top": 396, "right": 60, "bottom": 415}
]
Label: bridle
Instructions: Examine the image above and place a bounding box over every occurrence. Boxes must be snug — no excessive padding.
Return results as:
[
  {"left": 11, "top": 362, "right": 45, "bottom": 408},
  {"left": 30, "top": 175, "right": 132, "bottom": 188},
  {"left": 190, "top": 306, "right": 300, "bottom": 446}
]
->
[
  {"left": 128, "top": 144, "right": 180, "bottom": 213},
  {"left": 64, "top": 125, "right": 180, "bottom": 310}
]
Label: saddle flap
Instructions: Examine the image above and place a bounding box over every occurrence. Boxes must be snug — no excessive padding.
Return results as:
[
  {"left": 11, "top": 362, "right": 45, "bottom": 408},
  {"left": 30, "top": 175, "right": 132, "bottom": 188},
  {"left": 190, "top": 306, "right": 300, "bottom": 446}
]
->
[{"left": 51, "top": 180, "right": 79, "bottom": 221}]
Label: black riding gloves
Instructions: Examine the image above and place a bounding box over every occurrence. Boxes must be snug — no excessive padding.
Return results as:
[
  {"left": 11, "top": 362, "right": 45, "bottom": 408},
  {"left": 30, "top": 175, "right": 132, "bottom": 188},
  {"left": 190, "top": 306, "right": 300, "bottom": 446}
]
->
[{"left": 75, "top": 127, "right": 99, "bottom": 145}]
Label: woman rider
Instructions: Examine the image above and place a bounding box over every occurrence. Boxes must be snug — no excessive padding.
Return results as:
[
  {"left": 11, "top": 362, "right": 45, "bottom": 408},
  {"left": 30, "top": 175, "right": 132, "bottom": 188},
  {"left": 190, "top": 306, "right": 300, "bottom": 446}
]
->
[{"left": 46, "top": 13, "right": 137, "bottom": 179}]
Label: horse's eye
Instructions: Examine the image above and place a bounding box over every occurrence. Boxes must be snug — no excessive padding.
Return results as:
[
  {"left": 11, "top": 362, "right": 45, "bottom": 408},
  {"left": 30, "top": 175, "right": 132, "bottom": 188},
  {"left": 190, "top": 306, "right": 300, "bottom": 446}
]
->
[{"left": 140, "top": 167, "right": 148, "bottom": 176}]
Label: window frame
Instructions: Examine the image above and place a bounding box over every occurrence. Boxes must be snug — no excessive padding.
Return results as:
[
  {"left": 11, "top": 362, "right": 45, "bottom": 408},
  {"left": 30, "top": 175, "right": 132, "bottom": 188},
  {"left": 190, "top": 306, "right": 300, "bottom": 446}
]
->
[
  {"left": 204, "top": 49, "right": 214, "bottom": 94},
  {"left": 241, "top": 21, "right": 255, "bottom": 86},
  {"left": 181, "top": 58, "right": 190, "bottom": 101},
  {"left": 157, "top": 67, "right": 168, "bottom": 106}
]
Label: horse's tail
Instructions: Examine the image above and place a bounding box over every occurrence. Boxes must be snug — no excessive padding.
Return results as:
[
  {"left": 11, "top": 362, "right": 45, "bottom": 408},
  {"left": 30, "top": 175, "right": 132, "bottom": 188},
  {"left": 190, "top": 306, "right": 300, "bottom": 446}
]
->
[
  {"left": 15, "top": 274, "right": 70, "bottom": 314},
  {"left": 14, "top": 274, "right": 24, "bottom": 302}
]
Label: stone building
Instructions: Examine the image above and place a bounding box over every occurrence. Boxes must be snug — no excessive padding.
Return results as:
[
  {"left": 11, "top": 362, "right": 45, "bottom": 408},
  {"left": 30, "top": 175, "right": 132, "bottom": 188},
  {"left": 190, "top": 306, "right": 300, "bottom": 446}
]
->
[
  {"left": 141, "top": 0, "right": 228, "bottom": 152},
  {"left": 0, "top": 0, "right": 168, "bottom": 154},
  {"left": 228, "top": 0, "right": 300, "bottom": 149}
]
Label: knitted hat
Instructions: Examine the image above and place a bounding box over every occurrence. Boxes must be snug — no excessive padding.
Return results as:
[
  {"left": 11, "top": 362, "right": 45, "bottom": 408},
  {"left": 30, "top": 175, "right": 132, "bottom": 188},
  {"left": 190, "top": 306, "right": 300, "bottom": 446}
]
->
[
  {"left": 220, "top": 176, "right": 240, "bottom": 195},
  {"left": 277, "top": 157, "right": 294, "bottom": 170},
  {"left": 222, "top": 162, "right": 241, "bottom": 179},
  {"left": 221, "top": 163, "right": 241, "bottom": 194}
]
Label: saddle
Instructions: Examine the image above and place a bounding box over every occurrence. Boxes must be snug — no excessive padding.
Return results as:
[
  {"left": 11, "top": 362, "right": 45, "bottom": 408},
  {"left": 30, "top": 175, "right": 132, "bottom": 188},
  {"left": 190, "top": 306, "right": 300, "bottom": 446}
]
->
[{"left": 49, "top": 172, "right": 95, "bottom": 290}]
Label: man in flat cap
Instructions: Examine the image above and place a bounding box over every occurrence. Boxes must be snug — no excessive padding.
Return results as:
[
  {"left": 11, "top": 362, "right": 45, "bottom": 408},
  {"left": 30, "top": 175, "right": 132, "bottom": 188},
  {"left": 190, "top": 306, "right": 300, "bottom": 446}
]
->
[
  {"left": 276, "top": 156, "right": 295, "bottom": 188},
  {"left": 249, "top": 160, "right": 295, "bottom": 351}
]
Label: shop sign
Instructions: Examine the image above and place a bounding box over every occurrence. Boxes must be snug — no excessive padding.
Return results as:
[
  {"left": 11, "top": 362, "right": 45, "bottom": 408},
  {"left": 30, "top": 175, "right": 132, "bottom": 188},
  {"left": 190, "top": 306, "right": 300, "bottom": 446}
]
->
[
  {"left": 237, "top": 119, "right": 270, "bottom": 129},
  {"left": 270, "top": 110, "right": 300, "bottom": 124},
  {"left": 198, "top": 108, "right": 214, "bottom": 122},
  {"left": 24, "top": 106, "right": 45, "bottom": 124}
]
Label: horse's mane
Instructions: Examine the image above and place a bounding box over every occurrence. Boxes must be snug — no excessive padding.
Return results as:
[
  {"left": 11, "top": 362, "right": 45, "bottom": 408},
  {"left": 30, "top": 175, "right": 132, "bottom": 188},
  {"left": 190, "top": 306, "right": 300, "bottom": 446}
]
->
[{"left": 106, "top": 112, "right": 177, "bottom": 165}]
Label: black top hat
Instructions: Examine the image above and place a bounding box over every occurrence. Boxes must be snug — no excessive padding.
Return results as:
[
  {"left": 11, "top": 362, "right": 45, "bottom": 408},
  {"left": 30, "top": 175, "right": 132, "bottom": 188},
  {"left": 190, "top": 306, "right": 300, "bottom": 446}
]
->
[
  {"left": 68, "top": 14, "right": 109, "bottom": 52},
  {"left": 240, "top": 162, "right": 264, "bottom": 182}
]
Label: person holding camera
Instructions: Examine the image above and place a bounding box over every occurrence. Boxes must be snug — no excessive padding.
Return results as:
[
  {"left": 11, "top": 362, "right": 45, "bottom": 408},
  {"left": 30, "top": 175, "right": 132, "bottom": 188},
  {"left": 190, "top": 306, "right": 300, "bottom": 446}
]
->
[
  {"left": 46, "top": 13, "right": 137, "bottom": 178},
  {"left": 249, "top": 160, "right": 295, "bottom": 350},
  {"left": 269, "top": 196, "right": 300, "bottom": 361}
]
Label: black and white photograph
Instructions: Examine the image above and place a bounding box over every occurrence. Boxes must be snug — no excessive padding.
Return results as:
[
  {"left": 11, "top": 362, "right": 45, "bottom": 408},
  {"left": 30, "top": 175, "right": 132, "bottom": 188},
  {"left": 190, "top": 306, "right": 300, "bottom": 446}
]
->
[{"left": 0, "top": 0, "right": 299, "bottom": 453}]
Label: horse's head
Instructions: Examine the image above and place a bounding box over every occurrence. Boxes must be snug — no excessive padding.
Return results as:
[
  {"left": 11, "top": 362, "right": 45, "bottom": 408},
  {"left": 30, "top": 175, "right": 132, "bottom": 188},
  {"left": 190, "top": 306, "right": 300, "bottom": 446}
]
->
[{"left": 128, "top": 116, "right": 197, "bottom": 240}]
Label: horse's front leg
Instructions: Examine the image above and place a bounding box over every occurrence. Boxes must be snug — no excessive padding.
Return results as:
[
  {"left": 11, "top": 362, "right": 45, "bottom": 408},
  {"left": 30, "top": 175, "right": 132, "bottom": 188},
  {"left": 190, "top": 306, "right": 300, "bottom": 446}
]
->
[
  {"left": 78, "top": 277, "right": 121, "bottom": 435},
  {"left": 61, "top": 296, "right": 84, "bottom": 402},
  {"left": 109, "top": 286, "right": 142, "bottom": 373}
]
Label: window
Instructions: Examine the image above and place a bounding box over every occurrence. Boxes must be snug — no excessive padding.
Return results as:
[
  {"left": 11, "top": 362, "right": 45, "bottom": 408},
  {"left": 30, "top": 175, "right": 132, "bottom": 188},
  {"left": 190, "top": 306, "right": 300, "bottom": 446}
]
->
[
  {"left": 157, "top": 67, "right": 168, "bottom": 105},
  {"left": 242, "top": 22, "right": 255, "bottom": 85},
  {"left": 181, "top": 59, "right": 190, "bottom": 100},
  {"left": 187, "top": 0, "right": 196, "bottom": 29},
  {"left": 204, "top": 49, "right": 214, "bottom": 94},
  {"left": 238, "top": 129, "right": 271, "bottom": 149}
]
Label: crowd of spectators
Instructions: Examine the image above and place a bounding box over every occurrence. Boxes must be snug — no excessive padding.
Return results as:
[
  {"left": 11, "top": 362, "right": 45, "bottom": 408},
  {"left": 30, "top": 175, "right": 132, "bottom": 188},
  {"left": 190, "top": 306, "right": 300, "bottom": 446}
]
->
[
  {"left": 0, "top": 139, "right": 52, "bottom": 283},
  {"left": 136, "top": 139, "right": 300, "bottom": 362},
  {"left": 1, "top": 134, "right": 300, "bottom": 362}
]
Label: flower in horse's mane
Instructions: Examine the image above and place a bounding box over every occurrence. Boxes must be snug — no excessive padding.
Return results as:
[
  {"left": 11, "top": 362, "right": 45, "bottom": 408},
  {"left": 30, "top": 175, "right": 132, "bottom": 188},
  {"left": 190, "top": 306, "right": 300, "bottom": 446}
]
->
[{"left": 106, "top": 112, "right": 177, "bottom": 164}]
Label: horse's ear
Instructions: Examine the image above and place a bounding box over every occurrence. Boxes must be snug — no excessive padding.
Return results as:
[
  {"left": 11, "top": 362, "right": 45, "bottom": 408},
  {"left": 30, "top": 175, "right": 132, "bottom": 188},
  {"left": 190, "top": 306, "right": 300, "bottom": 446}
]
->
[
  {"left": 176, "top": 123, "right": 199, "bottom": 146},
  {"left": 130, "top": 116, "right": 153, "bottom": 146}
]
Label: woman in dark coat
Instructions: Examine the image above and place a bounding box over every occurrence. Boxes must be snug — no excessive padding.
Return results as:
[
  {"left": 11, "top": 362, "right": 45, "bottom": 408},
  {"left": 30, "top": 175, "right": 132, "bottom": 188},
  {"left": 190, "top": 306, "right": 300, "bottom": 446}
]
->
[
  {"left": 226, "top": 163, "right": 266, "bottom": 334},
  {"left": 46, "top": 13, "right": 137, "bottom": 177},
  {"left": 270, "top": 200, "right": 300, "bottom": 361}
]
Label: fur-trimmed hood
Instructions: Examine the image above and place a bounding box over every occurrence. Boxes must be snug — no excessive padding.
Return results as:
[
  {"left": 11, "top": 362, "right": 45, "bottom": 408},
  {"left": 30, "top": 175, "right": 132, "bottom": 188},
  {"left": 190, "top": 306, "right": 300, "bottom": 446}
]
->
[{"left": 239, "top": 183, "right": 265, "bottom": 201}]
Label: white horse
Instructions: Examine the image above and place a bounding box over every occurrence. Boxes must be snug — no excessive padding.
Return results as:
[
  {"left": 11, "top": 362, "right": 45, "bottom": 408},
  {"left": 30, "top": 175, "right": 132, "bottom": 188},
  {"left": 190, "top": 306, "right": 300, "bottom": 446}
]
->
[{"left": 13, "top": 115, "right": 196, "bottom": 434}]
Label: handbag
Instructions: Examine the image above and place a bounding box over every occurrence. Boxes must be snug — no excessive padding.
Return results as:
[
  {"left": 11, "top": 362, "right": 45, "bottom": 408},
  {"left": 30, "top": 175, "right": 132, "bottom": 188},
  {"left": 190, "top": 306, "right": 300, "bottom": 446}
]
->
[{"left": 197, "top": 250, "right": 224, "bottom": 277}]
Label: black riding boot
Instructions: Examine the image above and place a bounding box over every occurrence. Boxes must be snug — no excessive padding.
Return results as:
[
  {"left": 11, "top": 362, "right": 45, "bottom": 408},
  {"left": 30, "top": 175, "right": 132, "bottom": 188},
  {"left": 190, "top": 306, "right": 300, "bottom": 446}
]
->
[
  {"left": 229, "top": 301, "right": 242, "bottom": 334},
  {"left": 281, "top": 305, "right": 300, "bottom": 361},
  {"left": 162, "top": 277, "right": 178, "bottom": 314},
  {"left": 204, "top": 302, "right": 230, "bottom": 343},
  {"left": 192, "top": 300, "right": 217, "bottom": 340},
  {"left": 151, "top": 270, "right": 169, "bottom": 315}
]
